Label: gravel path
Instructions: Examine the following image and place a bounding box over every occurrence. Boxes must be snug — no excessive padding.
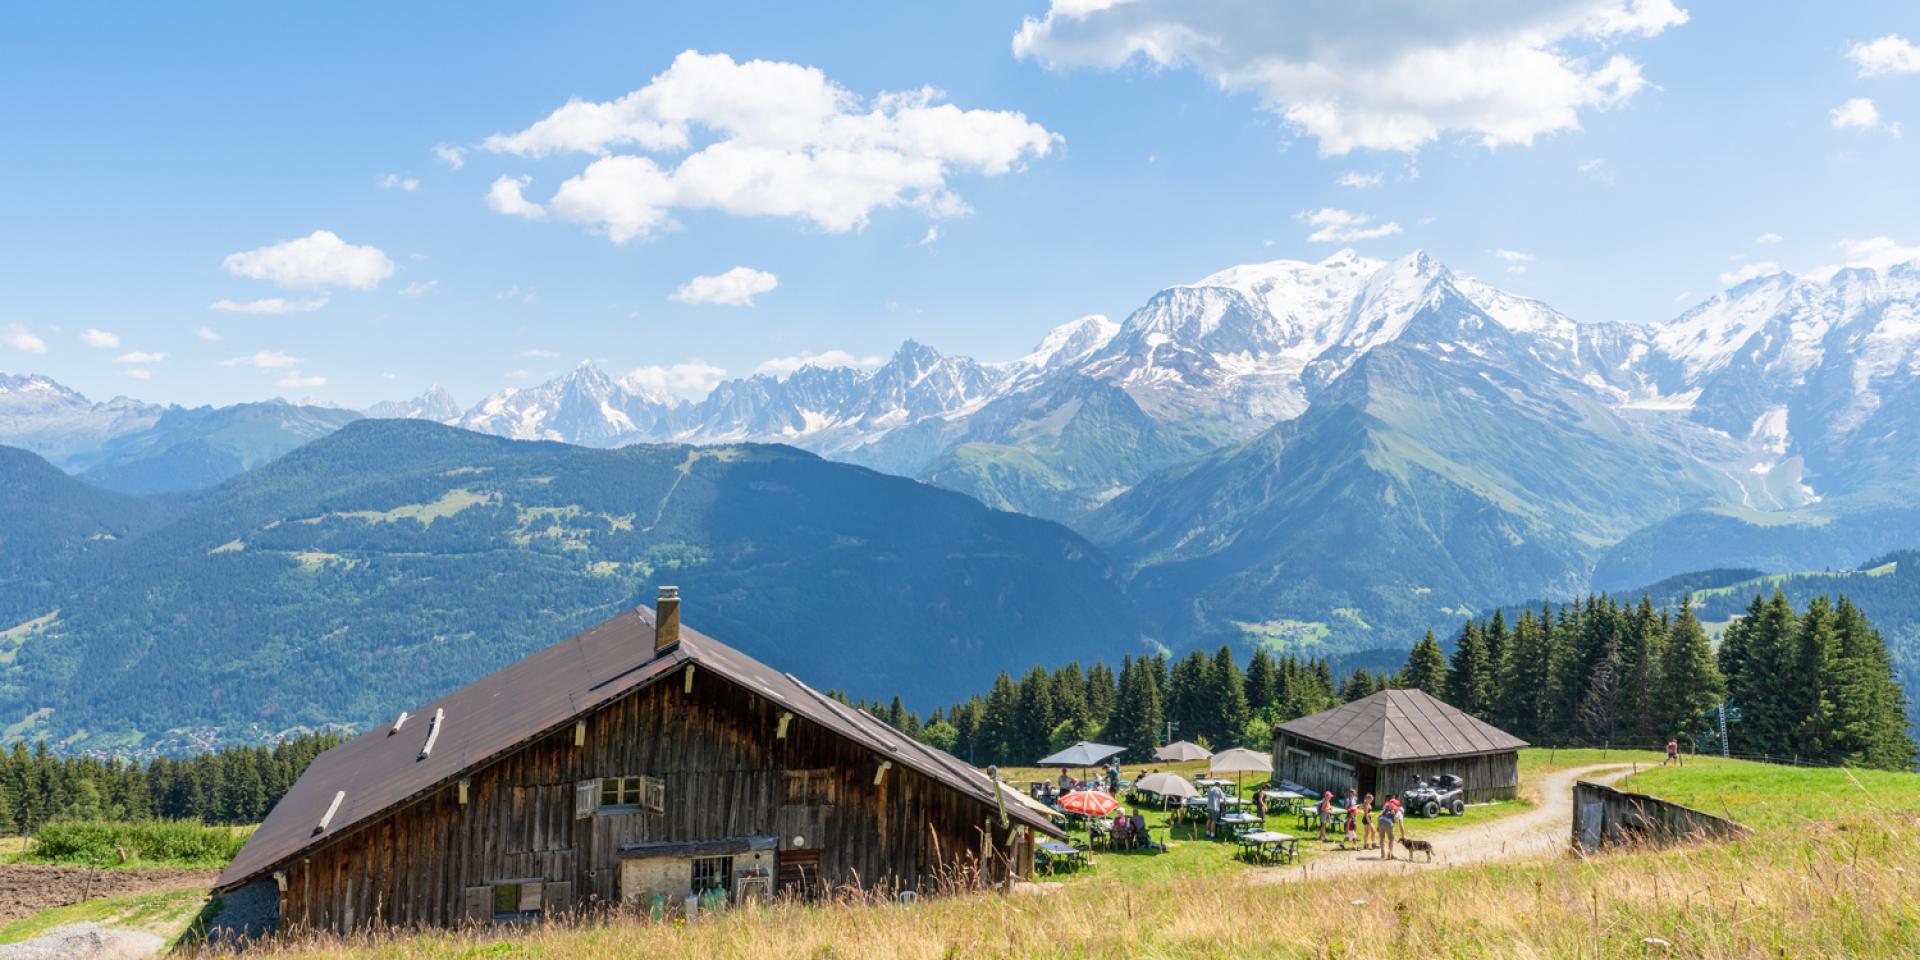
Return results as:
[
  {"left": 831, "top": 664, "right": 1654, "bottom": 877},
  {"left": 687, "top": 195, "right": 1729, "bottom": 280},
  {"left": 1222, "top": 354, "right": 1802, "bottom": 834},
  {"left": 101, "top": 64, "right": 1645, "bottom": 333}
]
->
[{"left": 1250, "top": 764, "right": 1636, "bottom": 884}]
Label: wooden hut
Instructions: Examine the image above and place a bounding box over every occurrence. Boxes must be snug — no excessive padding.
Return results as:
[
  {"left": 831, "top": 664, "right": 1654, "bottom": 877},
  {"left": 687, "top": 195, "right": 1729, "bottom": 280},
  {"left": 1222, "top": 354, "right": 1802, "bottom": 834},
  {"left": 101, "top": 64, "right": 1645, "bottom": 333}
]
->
[
  {"left": 212, "top": 588, "right": 1063, "bottom": 936},
  {"left": 1272, "top": 689, "right": 1527, "bottom": 804}
]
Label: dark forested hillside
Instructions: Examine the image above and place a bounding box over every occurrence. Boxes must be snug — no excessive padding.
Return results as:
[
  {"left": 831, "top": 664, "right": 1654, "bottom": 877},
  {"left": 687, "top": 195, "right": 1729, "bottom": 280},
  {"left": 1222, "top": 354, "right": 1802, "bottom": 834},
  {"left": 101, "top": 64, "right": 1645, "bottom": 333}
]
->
[
  {"left": 0, "top": 420, "right": 1145, "bottom": 753},
  {"left": 0, "top": 446, "right": 173, "bottom": 586}
]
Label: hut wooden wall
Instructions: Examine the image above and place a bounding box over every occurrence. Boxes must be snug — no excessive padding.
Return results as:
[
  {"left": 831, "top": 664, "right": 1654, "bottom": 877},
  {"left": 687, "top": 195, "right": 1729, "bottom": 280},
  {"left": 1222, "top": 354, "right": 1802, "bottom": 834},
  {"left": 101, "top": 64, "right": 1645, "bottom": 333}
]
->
[
  {"left": 273, "top": 668, "right": 1021, "bottom": 934},
  {"left": 1274, "top": 734, "right": 1519, "bottom": 805},
  {"left": 1379, "top": 753, "right": 1518, "bottom": 804}
]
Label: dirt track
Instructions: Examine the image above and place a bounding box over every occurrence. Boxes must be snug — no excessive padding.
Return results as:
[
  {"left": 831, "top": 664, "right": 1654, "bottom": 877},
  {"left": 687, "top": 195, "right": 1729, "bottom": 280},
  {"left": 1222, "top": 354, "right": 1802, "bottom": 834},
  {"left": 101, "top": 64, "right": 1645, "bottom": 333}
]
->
[
  {"left": 0, "top": 864, "right": 216, "bottom": 926},
  {"left": 1251, "top": 764, "right": 1636, "bottom": 884}
]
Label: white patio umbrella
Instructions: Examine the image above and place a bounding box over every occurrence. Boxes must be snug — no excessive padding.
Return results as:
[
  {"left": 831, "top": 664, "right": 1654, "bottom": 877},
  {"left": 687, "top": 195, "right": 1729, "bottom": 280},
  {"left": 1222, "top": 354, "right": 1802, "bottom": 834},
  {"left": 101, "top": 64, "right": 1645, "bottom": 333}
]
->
[
  {"left": 1153, "top": 740, "right": 1213, "bottom": 763},
  {"left": 1208, "top": 747, "right": 1275, "bottom": 796},
  {"left": 1133, "top": 771, "right": 1199, "bottom": 810}
]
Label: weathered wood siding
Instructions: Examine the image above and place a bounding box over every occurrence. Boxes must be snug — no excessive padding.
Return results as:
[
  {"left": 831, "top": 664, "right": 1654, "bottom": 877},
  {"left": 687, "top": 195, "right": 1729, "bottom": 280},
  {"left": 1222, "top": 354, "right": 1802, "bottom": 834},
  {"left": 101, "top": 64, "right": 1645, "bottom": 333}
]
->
[
  {"left": 1273, "top": 733, "right": 1519, "bottom": 805},
  {"left": 1572, "top": 780, "right": 1751, "bottom": 852},
  {"left": 274, "top": 668, "right": 1022, "bottom": 934}
]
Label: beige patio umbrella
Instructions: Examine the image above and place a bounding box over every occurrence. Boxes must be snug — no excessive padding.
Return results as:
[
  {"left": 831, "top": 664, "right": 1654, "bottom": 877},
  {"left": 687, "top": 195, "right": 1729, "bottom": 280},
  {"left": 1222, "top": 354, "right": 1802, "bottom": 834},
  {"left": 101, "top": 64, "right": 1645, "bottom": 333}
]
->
[
  {"left": 1153, "top": 740, "right": 1213, "bottom": 762},
  {"left": 1133, "top": 771, "right": 1199, "bottom": 810},
  {"left": 1207, "top": 747, "right": 1275, "bottom": 796}
]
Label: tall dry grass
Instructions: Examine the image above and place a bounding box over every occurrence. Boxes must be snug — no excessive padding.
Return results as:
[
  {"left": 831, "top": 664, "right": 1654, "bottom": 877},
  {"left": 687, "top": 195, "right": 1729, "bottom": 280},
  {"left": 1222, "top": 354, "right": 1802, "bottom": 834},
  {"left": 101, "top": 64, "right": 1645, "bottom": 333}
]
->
[{"left": 208, "top": 815, "right": 1920, "bottom": 959}]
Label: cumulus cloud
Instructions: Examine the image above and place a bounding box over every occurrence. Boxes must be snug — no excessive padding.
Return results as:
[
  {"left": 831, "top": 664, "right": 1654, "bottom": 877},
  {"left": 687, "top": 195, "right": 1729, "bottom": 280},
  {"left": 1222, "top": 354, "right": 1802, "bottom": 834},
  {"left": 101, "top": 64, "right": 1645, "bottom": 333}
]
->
[
  {"left": 82, "top": 328, "right": 121, "bottom": 349},
  {"left": 194, "top": 326, "right": 223, "bottom": 341},
  {"left": 1298, "top": 208, "right": 1403, "bottom": 243},
  {"left": 277, "top": 371, "right": 326, "bottom": 388},
  {"left": 481, "top": 51, "right": 1058, "bottom": 241},
  {"left": 487, "top": 176, "right": 547, "bottom": 219},
  {"left": 219, "top": 350, "right": 301, "bottom": 369},
  {"left": 1491, "top": 248, "right": 1536, "bottom": 274},
  {"left": 1335, "top": 171, "right": 1383, "bottom": 189},
  {"left": 378, "top": 173, "right": 420, "bottom": 191},
  {"left": 622, "top": 360, "right": 728, "bottom": 396},
  {"left": 124, "top": 368, "right": 153, "bottom": 380},
  {"left": 1577, "top": 157, "right": 1615, "bottom": 184},
  {"left": 670, "top": 266, "right": 779, "bottom": 306},
  {"left": 753, "top": 349, "right": 887, "bottom": 377},
  {"left": 1719, "top": 261, "right": 1782, "bottom": 286},
  {"left": 115, "top": 351, "right": 168, "bottom": 364},
  {"left": 1830, "top": 97, "right": 1898, "bottom": 135},
  {"left": 1013, "top": 0, "right": 1686, "bottom": 155},
  {"left": 433, "top": 143, "right": 468, "bottom": 169},
  {"left": 209, "top": 297, "right": 329, "bottom": 314},
  {"left": 523, "top": 348, "right": 560, "bottom": 358},
  {"left": 1836, "top": 237, "right": 1920, "bottom": 272},
  {"left": 1848, "top": 34, "right": 1920, "bottom": 77},
  {"left": 2, "top": 325, "right": 47, "bottom": 354},
  {"left": 1755, "top": 232, "right": 1784, "bottom": 244},
  {"left": 222, "top": 231, "right": 395, "bottom": 290},
  {"left": 400, "top": 280, "right": 439, "bottom": 298},
  {"left": 916, "top": 225, "right": 940, "bottom": 246}
]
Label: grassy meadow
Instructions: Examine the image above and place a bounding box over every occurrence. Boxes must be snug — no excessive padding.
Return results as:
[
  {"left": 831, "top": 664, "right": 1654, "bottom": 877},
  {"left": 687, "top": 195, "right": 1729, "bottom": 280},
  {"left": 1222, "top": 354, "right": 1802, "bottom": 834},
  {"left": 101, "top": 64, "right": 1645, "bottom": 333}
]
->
[{"left": 5, "top": 820, "right": 252, "bottom": 868}]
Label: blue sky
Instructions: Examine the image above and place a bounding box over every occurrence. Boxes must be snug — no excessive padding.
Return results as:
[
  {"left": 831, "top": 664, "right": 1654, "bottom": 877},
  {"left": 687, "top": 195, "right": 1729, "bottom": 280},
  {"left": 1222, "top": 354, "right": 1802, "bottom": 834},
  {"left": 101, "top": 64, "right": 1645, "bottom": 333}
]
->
[{"left": 2, "top": 1, "right": 1917, "bottom": 408}]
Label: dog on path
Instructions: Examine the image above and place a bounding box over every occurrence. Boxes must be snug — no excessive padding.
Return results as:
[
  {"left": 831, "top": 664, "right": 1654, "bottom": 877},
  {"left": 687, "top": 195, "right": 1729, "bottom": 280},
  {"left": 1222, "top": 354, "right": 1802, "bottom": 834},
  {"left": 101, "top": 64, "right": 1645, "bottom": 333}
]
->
[{"left": 1399, "top": 837, "right": 1435, "bottom": 862}]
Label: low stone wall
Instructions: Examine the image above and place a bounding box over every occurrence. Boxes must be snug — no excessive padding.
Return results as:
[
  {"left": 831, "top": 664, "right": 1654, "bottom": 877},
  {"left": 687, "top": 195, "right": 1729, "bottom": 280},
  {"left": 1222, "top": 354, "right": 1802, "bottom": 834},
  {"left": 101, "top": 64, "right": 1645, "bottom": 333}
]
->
[{"left": 1572, "top": 780, "right": 1752, "bottom": 853}]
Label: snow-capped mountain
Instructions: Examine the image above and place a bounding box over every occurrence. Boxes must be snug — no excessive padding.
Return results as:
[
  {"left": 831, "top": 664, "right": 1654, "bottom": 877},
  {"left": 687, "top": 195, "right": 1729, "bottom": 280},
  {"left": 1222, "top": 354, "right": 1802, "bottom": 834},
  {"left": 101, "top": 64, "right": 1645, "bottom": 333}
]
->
[
  {"left": 0, "top": 373, "right": 165, "bottom": 465},
  {"left": 364, "top": 385, "right": 461, "bottom": 422}
]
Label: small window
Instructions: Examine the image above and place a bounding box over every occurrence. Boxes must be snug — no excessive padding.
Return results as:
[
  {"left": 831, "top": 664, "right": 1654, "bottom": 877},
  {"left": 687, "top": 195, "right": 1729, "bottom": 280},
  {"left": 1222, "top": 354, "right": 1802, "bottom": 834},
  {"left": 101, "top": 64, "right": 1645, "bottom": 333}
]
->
[
  {"left": 597, "top": 775, "right": 665, "bottom": 814},
  {"left": 491, "top": 880, "right": 544, "bottom": 919},
  {"left": 692, "top": 856, "right": 733, "bottom": 895},
  {"left": 783, "top": 769, "right": 837, "bottom": 806}
]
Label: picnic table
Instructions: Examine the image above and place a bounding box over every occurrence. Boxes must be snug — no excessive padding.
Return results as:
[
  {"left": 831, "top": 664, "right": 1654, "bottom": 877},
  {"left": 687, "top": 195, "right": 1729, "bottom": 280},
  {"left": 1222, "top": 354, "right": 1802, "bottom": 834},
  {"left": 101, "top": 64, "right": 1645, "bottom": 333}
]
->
[
  {"left": 1036, "top": 840, "right": 1091, "bottom": 873},
  {"left": 1195, "top": 778, "right": 1233, "bottom": 789},
  {"left": 1217, "top": 812, "right": 1261, "bottom": 837},
  {"left": 1237, "top": 830, "right": 1298, "bottom": 865}
]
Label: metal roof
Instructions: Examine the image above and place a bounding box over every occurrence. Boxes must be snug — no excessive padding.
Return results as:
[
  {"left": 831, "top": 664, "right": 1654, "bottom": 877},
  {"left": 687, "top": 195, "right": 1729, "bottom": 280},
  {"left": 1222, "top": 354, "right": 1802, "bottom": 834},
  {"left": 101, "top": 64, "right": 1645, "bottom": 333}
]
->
[
  {"left": 217, "top": 607, "right": 1062, "bottom": 891},
  {"left": 1275, "top": 688, "right": 1529, "bottom": 763}
]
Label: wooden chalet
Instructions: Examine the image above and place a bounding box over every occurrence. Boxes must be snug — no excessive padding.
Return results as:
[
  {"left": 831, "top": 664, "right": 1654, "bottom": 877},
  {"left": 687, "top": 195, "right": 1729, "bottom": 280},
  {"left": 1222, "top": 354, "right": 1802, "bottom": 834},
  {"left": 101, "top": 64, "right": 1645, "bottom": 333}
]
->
[
  {"left": 1273, "top": 689, "right": 1528, "bottom": 804},
  {"left": 212, "top": 588, "right": 1064, "bottom": 936}
]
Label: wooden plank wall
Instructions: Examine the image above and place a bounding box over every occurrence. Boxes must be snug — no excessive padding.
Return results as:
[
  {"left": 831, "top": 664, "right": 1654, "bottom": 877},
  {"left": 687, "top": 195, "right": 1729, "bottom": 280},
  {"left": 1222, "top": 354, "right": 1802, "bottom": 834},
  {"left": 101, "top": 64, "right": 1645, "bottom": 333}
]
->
[
  {"left": 1275, "top": 734, "right": 1519, "bottom": 805},
  {"left": 1378, "top": 753, "right": 1518, "bottom": 804},
  {"left": 275, "top": 668, "right": 1018, "bottom": 934}
]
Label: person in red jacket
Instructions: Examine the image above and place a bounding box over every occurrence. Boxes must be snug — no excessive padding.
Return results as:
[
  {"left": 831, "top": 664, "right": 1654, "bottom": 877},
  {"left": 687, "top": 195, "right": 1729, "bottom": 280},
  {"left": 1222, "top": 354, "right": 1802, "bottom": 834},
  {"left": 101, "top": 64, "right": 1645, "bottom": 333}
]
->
[{"left": 1379, "top": 796, "right": 1402, "bottom": 859}]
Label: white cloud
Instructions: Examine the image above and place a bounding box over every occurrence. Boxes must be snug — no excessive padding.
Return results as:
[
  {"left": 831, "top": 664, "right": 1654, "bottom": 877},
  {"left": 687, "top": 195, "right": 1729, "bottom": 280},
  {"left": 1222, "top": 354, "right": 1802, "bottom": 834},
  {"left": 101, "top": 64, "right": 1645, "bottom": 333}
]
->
[
  {"left": 495, "top": 285, "right": 538, "bottom": 303},
  {"left": 1335, "top": 171, "right": 1383, "bottom": 189},
  {"left": 1719, "top": 261, "right": 1782, "bottom": 286},
  {"left": 1673, "top": 290, "right": 1694, "bottom": 302},
  {"left": 486, "top": 175, "right": 547, "bottom": 220},
  {"left": 1013, "top": 0, "right": 1686, "bottom": 155},
  {"left": 1830, "top": 97, "right": 1898, "bottom": 136},
  {"left": 115, "top": 351, "right": 168, "bottom": 364},
  {"left": 622, "top": 360, "right": 728, "bottom": 395},
  {"left": 506, "top": 368, "right": 532, "bottom": 380},
  {"left": 222, "top": 230, "right": 395, "bottom": 290},
  {"left": 82, "top": 328, "right": 121, "bottom": 349},
  {"left": 400, "top": 280, "right": 439, "bottom": 298},
  {"left": 209, "top": 297, "right": 329, "bottom": 314},
  {"left": 1577, "top": 158, "right": 1615, "bottom": 184},
  {"left": 522, "top": 348, "right": 560, "bottom": 358},
  {"left": 276, "top": 371, "right": 326, "bottom": 388},
  {"left": 915, "top": 225, "right": 940, "bottom": 246},
  {"left": 1836, "top": 237, "right": 1920, "bottom": 272},
  {"left": 433, "top": 143, "right": 468, "bottom": 169},
  {"left": 483, "top": 50, "right": 1058, "bottom": 241},
  {"left": 1755, "top": 232, "right": 1783, "bottom": 244},
  {"left": 194, "top": 326, "right": 222, "bottom": 341},
  {"left": 753, "top": 349, "right": 887, "bottom": 377},
  {"left": 2, "top": 325, "right": 47, "bottom": 354},
  {"left": 1298, "top": 208, "right": 1403, "bottom": 243},
  {"left": 378, "top": 173, "right": 420, "bottom": 191},
  {"left": 1491, "top": 248, "right": 1536, "bottom": 263},
  {"left": 670, "top": 266, "right": 779, "bottom": 306},
  {"left": 220, "top": 350, "right": 301, "bottom": 369},
  {"left": 124, "top": 368, "right": 153, "bottom": 381},
  {"left": 1848, "top": 34, "right": 1920, "bottom": 77}
]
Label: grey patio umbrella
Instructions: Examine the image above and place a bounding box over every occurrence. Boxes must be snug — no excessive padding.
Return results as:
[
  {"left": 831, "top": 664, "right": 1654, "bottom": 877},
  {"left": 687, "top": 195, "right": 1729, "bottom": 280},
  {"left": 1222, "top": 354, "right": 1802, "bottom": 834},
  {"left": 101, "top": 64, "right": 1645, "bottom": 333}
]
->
[
  {"left": 1038, "top": 741, "right": 1126, "bottom": 767},
  {"left": 1132, "top": 771, "right": 1199, "bottom": 809},
  {"left": 1153, "top": 740, "right": 1213, "bottom": 762},
  {"left": 1208, "top": 747, "right": 1275, "bottom": 795}
]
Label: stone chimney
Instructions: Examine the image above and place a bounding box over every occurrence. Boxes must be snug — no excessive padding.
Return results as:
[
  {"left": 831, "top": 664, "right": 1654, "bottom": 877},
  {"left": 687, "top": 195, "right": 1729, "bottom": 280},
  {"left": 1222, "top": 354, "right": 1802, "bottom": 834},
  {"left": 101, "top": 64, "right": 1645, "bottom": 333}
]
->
[{"left": 655, "top": 586, "right": 681, "bottom": 654}]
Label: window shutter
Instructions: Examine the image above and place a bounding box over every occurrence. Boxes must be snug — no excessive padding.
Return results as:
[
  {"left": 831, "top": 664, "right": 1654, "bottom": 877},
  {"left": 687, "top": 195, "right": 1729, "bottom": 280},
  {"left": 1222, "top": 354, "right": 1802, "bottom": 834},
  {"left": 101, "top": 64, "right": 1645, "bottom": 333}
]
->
[
  {"left": 542, "top": 881, "right": 573, "bottom": 914},
  {"left": 518, "top": 881, "right": 545, "bottom": 912},
  {"left": 575, "top": 780, "right": 599, "bottom": 819},
  {"left": 462, "top": 886, "right": 491, "bottom": 924},
  {"left": 644, "top": 775, "right": 666, "bottom": 814}
]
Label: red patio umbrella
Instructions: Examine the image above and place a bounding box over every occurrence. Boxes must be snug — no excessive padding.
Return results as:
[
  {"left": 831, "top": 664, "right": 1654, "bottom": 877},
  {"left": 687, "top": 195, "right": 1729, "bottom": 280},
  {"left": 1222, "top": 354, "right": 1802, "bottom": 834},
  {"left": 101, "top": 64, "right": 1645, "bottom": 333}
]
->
[{"left": 1055, "top": 789, "right": 1119, "bottom": 818}]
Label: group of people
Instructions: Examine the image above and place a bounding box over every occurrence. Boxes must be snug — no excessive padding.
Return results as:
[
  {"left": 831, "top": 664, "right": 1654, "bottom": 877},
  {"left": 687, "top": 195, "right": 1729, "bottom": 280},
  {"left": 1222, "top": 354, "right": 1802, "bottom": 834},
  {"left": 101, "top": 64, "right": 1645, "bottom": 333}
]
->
[
  {"left": 1312, "top": 787, "right": 1411, "bottom": 859},
  {"left": 1031, "top": 762, "right": 1127, "bottom": 802}
]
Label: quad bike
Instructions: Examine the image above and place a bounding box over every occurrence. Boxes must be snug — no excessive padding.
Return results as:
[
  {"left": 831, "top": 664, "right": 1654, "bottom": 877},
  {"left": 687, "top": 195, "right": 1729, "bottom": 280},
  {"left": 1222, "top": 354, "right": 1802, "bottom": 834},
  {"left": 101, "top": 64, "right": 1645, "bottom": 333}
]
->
[{"left": 1401, "top": 774, "right": 1467, "bottom": 817}]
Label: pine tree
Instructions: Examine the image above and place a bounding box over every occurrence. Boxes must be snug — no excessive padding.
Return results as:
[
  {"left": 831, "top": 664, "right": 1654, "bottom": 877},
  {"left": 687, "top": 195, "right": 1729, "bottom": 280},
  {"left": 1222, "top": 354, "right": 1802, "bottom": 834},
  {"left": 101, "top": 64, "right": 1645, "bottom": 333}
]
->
[
  {"left": 1084, "top": 662, "right": 1117, "bottom": 730},
  {"left": 0, "top": 787, "right": 13, "bottom": 835},
  {"left": 979, "top": 674, "right": 1019, "bottom": 765},
  {"left": 1015, "top": 666, "right": 1057, "bottom": 761},
  {"left": 1207, "top": 645, "right": 1250, "bottom": 747},
  {"left": 1825, "top": 597, "right": 1918, "bottom": 771},
  {"left": 1399, "top": 631, "right": 1448, "bottom": 697},
  {"left": 1166, "top": 652, "right": 1211, "bottom": 746},
  {"left": 1245, "top": 648, "right": 1279, "bottom": 715},
  {"left": 1109, "top": 657, "right": 1164, "bottom": 758},
  {"left": 1653, "top": 598, "right": 1724, "bottom": 746},
  {"left": 1445, "top": 621, "right": 1494, "bottom": 719},
  {"left": 1577, "top": 637, "right": 1623, "bottom": 744}
]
